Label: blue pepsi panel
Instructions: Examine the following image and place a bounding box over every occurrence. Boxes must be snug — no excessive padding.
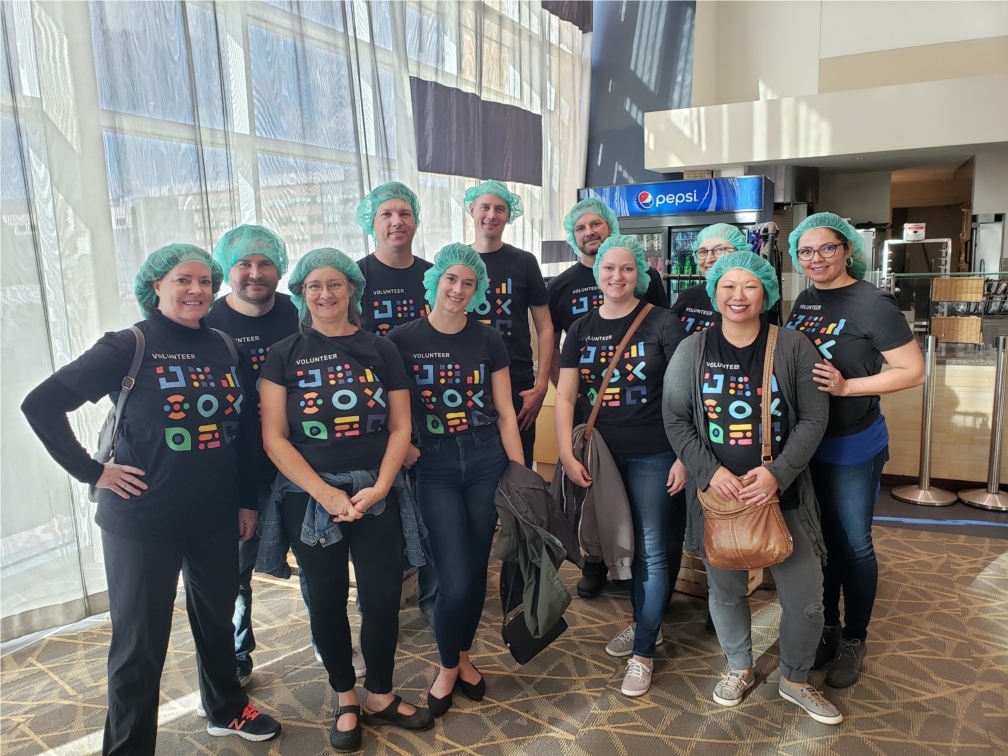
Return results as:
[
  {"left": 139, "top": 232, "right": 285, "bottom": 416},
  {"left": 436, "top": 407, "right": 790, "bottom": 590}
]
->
[{"left": 578, "top": 177, "right": 765, "bottom": 217}]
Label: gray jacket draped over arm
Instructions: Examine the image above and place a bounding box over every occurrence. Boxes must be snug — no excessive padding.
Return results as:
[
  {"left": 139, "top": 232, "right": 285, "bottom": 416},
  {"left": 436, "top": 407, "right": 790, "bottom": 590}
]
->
[{"left": 661, "top": 327, "right": 829, "bottom": 561}]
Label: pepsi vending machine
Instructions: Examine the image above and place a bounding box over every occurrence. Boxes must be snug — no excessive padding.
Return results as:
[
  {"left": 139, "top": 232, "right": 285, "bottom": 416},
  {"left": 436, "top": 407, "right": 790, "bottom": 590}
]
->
[{"left": 578, "top": 176, "right": 774, "bottom": 302}]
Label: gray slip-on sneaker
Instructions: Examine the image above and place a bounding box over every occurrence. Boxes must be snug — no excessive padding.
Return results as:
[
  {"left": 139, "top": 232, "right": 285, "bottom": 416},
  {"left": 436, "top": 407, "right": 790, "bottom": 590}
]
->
[
  {"left": 620, "top": 658, "right": 653, "bottom": 697},
  {"left": 779, "top": 682, "right": 843, "bottom": 725},
  {"left": 712, "top": 670, "right": 755, "bottom": 707},
  {"left": 605, "top": 624, "right": 663, "bottom": 657}
]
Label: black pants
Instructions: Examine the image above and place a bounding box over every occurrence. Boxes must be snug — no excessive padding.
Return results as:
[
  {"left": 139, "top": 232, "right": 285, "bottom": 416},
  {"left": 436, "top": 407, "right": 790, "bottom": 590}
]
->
[
  {"left": 281, "top": 491, "right": 404, "bottom": 694},
  {"left": 101, "top": 525, "right": 247, "bottom": 755},
  {"left": 511, "top": 380, "right": 536, "bottom": 470}
]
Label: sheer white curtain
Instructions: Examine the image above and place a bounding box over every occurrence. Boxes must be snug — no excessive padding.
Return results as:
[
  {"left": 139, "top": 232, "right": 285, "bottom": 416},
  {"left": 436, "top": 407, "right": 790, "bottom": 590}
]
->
[{"left": 0, "top": 0, "right": 589, "bottom": 638}]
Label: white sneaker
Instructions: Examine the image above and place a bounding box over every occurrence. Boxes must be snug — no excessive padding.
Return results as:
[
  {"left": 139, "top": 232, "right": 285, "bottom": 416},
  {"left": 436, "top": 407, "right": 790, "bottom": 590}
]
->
[
  {"left": 605, "top": 624, "right": 663, "bottom": 657},
  {"left": 196, "top": 702, "right": 206, "bottom": 718},
  {"left": 620, "top": 658, "right": 653, "bottom": 697},
  {"left": 352, "top": 648, "right": 366, "bottom": 679}
]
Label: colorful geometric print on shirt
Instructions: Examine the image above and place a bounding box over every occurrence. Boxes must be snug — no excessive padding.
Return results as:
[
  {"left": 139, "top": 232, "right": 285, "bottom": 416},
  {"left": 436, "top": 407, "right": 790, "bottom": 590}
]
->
[
  {"left": 701, "top": 323, "right": 799, "bottom": 509},
  {"left": 472, "top": 243, "right": 549, "bottom": 388},
  {"left": 671, "top": 283, "right": 720, "bottom": 334},
  {"left": 357, "top": 254, "right": 433, "bottom": 336},
  {"left": 786, "top": 279, "right": 913, "bottom": 436},
  {"left": 156, "top": 359, "right": 243, "bottom": 453},
  {"left": 260, "top": 328, "right": 410, "bottom": 474},
  {"left": 559, "top": 300, "right": 685, "bottom": 458},
  {"left": 547, "top": 262, "right": 668, "bottom": 337},
  {"left": 387, "top": 317, "right": 511, "bottom": 441}
]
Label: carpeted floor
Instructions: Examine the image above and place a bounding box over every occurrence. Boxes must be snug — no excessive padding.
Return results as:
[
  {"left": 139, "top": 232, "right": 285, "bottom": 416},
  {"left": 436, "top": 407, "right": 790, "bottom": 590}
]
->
[{"left": 2, "top": 523, "right": 1006, "bottom": 756}]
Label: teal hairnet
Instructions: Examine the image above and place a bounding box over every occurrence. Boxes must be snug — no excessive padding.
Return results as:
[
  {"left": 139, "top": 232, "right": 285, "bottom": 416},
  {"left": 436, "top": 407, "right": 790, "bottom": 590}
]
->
[
  {"left": 355, "top": 182, "right": 421, "bottom": 239},
  {"left": 692, "top": 223, "right": 752, "bottom": 262},
  {"left": 134, "top": 243, "right": 223, "bottom": 318},
  {"left": 593, "top": 234, "right": 651, "bottom": 297},
  {"left": 423, "top": 243, "right": 489, "bottom": 313},
  {"left": 213, "top": 224, "right": 289, "bottom": 276},
  {"left": 463, "top": 179, "right": 524, "bottom": 223},
  {"left": 288, "top": 248, "right": 366, "bottom": 324},
  {"left": 705, "top": 252, "right": 780, "bottom": 314},
  {"left": 563, "top": 198, "right": 620, "bottom": 255},
  {"left": 787, "top": 212, "right": 867, "bottom": 280}
]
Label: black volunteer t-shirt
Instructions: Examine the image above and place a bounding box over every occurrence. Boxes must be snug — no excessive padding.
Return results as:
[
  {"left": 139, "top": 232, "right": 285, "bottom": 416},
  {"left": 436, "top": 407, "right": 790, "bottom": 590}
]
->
[
  {"left": 547, "top": 262, "right": 668, "bottom": 336},
  {"left": 471, "top": 243, "right": 549, "bottom": 388},
  {"left": 671, "top": 283, "right": 720, "bottom": 334},
  {"left": 357, "top": 253, "right": 433, "bottom": 336},
  {"left": 24, "top": 311, "right": 256, "bottom": 538},
  {"left": 261, "top": 328, "right": 409, "bottom": 474},
  {"left": 701, "top": 322, "right": 798, "bottom": 509},
  {"left": 786, "top": 279, "right": 913, "bottom": 436},
  {"left": 560, "top": 299, "right": 686, "bottom": 458},
  {"left": 388, "top": 317, "right": 511, "bottom": 441},
  {"left": 205, "top": 293, "right": 299, "bottom": 485}
]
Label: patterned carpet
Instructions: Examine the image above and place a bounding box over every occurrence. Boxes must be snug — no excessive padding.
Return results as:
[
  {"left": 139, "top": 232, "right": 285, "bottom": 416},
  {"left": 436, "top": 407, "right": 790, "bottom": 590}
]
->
[{"left": 2, "top": 525, "right": 1006, "bottom": 756}]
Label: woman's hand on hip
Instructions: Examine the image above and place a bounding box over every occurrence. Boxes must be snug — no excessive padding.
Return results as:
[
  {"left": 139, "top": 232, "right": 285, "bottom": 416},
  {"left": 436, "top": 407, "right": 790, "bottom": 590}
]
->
[
  {"left": 561, "top": 454, "right": 592, "bottom": 488},
  {"left": 812, "top": 359, "right": 848, "bottom": 396},
  {"left": 350, "top": 486, "right": 387, "bottom": 515},
  {"left": 707, "top": 466, "right": 743, "bottom": 500},
  {"left": 739, "top": 466, "right": 779, "bottom": 503},
  {"left": 317, "top": 485, "right": 361, "bottom": 522},
  {"left": 667, "top": 458, "right": 687, "bottom": 495},
  {"left": 96, "top": 461, "right": 147, "bottom": 499}
]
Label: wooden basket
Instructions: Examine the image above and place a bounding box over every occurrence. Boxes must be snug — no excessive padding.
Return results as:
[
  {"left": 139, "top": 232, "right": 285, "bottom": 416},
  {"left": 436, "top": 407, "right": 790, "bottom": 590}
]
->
[
  {"left": 931, "top": 277, "right": 985, "bottom": 303},
  {"left": 931, "top": 316, "right": 983, "bottom": 344}
]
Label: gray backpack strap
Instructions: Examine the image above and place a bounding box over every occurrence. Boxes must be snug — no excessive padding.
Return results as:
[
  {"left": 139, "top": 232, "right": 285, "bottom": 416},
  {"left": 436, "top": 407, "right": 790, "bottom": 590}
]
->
[
  {"left": 210, "top": 327, "right": 240, "bottom": 365},
  {"left": 109, "top": 326, "right": 145, "bottom": 450}
]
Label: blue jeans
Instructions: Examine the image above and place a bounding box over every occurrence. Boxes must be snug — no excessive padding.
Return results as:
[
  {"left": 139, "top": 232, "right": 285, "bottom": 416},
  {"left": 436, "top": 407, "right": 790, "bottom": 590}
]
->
[
  {"left": 414, "top": 425, "right": 509, "bottom": 668},
  {"left": 612, "top": 450, "right": 677, "bottom": 658},
  {"left": 810, "top": 446, "right": 888, "bottom": 642},
  {"left": 235, "top": 484, "right": 313, "bottom": 673}
]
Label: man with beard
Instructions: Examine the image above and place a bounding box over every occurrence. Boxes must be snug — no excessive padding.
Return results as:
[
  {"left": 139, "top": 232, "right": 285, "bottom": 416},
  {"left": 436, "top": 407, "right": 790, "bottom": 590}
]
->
[
  {"left": 547, "top": 199, "right": 670, "bottom": 599},
  {"left": 205, "top": 224, "right": 308, "bottom": 688}
]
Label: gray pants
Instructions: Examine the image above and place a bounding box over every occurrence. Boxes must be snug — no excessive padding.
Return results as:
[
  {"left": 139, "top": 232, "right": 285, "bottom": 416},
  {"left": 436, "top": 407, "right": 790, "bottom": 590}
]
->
[{"left": 703, "top": 508, "right": 824, "bottom": 683}]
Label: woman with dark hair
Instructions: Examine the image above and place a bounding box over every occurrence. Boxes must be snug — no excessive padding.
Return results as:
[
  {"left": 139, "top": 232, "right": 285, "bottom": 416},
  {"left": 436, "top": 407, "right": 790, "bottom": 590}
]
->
[
  {"left": 21, "top": 244, "right": 282, "bottom": 753},
  {"left": 786, "top": 213, "right": 924, "bottom": 688},
  {"left": 259, "top": 248, "right": 433, "bottom": 751}
]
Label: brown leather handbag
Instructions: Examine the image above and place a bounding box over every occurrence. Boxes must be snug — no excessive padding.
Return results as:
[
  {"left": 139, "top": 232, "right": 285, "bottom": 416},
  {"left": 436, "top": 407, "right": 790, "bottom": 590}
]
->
[{"left": 697, "top": 325, "right": 794, "bottom": 570}]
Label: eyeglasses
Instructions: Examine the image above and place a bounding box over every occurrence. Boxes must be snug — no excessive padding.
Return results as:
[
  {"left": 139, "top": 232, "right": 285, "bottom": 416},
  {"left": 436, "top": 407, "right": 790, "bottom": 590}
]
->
[
  {"left": 696, "top": 245, "right": 735, "bottom": 261},
  {"left": 304, "top": 281, "right": 346, "bottom": 294},
  {"left": 796, "top": 242, "right": 847, "bottom": 261}
]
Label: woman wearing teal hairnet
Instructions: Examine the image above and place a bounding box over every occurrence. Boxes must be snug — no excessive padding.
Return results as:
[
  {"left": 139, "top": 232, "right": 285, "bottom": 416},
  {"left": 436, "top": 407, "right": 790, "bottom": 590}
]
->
[
  {"left": 664, "top": 252, "right": 844, "bottom": 724},
  {"left": 671, "top": 223, "right": 752, "bottom": 334},
  {"left": 21, "top": 245, "right": 282, "bottom": 751},
  {"left": 258, "top": 248, "right": 434, "bottom": 749},
  {"left": 785, "top": 213, "right": 924, "bottom": 689},
  {"left": 555, "top": 235, "right": 687, "bottom": 698},
  {"left": 387, "top": 244, "right": 524, "bottom": 718}
]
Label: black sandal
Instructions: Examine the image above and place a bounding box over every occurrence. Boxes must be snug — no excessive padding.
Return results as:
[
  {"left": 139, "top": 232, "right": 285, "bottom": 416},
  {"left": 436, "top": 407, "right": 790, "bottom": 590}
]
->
[
  {"left": 330, "top": 703, "right": 362, "bottom": 752},
  {"left": 363, "top": 695, "right": 435, "bottom": 731}
]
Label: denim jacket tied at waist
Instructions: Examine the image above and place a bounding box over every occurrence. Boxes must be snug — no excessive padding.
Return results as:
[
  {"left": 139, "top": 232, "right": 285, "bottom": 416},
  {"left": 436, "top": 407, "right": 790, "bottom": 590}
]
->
[{"left": 256, "top": 468, "right": 427, "bottom": 577}]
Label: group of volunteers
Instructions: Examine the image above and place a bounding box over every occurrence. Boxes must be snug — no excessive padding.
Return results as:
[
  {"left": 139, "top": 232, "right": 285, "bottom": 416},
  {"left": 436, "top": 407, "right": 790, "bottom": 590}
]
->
[{"left": 22, "top": 177, "right": 925, "bottom": 753}]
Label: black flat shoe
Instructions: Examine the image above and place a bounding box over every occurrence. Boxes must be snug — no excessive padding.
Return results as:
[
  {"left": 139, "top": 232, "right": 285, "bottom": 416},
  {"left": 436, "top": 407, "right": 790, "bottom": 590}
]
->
[
  {"left": 363, "top": 695, "right": 434, "bottom": 731},
  {"left": 329, "top": 704, "right": 362, "bottom": 752},
  {"left": 456, "top": 669, "right": 486, "bottom": 701},
  {"left": 427, "top": 687, "right": 452, "bottom": 718}
]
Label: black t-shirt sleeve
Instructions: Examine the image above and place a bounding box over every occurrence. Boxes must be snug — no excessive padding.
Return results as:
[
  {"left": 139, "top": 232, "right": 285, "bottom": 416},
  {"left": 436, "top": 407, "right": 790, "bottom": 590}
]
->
[
  {"left": 375, "top": 337, "right": 410, "bottom": 390},
  {"left": 869, "top": 290, "right": 914, "bottom": 352},
  {"left": 645, "top": 268, "right": 669, "bottom": 308},
  {"left": 488, "top": 327, "right": 512, "bottom": 371},
  {"left": 659, "top": 310, "right": 687, "bottom": 360},
  {"left": 559, "top": 318, "right": 583, "bottom": 368},
  {"left": 546, "top": 277, "right": 564, "bottom": 333},
  {"left": 527, "top": 255, "right": 549, "bottom": 307},
  {"left": 53, "top": 330, "right": 137, "bottom": 402},
  {"left": 22, "top": 376, "right": 105, "bottom": 485},
  {"left": 259, "top": 336, "right": 292, "bottom": 386}
]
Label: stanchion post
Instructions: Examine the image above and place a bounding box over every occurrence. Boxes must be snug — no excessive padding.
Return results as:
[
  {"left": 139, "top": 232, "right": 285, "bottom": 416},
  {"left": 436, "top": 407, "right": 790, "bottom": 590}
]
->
[
  {"left": 959, "top": 335, "right": 1008, "bottom": 511},
  {"left": 892, "top": 336, "right": 957, "bottom": 506}
]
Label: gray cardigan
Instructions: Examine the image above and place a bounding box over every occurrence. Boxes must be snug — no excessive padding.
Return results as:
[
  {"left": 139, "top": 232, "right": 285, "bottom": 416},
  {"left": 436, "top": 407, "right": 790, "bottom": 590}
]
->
[{"left": 662, "top": 326, "right": 829, "bottom": 561}]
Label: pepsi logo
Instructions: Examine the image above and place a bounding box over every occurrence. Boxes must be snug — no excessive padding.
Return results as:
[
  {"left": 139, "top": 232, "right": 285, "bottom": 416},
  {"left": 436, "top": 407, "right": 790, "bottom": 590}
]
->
[{"left": 636, "top": 191, "right": 654, "bottom": 209}]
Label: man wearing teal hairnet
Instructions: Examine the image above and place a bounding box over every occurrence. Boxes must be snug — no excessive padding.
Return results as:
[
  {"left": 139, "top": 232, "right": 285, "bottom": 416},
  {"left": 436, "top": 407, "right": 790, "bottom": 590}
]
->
[
  {"left": 206, "top": 224, "right": 309, "bottom": 688},
  {"left": 464, "top": 179, "right": 553, "bottom": 469},
  {"left": 356, "top": 182, "right": 433, "bottom": 338},
  {"left": 547, "top": 198, "right": 669, "bottom": 600}
]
